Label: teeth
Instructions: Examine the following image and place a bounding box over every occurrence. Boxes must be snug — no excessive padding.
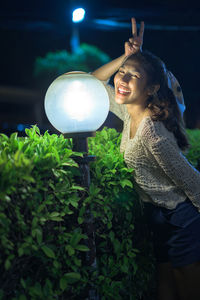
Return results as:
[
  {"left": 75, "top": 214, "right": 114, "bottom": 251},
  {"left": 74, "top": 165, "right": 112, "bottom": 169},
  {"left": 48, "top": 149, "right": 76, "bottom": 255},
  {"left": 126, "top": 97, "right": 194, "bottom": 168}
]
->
[{"left": 118, "top": 87, "right": 130, "bottom": 94}]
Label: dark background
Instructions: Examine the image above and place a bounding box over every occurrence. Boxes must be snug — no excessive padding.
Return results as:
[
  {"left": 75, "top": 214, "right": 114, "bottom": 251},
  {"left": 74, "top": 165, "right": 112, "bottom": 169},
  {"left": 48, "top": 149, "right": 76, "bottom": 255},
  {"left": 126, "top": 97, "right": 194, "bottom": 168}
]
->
[{"left": 0, "top": 0, "right": 200, "bottom": 132}]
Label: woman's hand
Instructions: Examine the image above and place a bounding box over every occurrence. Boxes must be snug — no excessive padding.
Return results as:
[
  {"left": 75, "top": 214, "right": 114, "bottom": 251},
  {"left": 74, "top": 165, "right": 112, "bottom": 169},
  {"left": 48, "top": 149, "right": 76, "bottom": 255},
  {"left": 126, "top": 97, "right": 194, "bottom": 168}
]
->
[{"left": 124, "top": 17, "right": 144, "bottom": 57}]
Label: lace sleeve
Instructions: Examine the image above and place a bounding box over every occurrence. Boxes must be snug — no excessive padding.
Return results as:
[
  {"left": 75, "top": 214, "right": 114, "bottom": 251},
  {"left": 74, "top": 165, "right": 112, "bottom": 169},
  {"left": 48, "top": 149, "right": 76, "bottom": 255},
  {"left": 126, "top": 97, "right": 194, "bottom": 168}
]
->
[
  {"left": 142, "top": 121, "right": 200, "bottom": 205},
  {"left": 101, "top": 81, "right": 127, "bottom": 121}
]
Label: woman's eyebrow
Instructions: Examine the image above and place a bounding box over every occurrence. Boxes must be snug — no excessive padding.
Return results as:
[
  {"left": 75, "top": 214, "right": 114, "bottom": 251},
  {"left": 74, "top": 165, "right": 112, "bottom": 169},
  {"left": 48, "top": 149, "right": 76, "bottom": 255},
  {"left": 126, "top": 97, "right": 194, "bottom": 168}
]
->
[
  {"left": 130, "top": 68, "right": 141, "bottom": 74},
  {"left": 121, "top": 64, "right": 141, "bottom": 73}
]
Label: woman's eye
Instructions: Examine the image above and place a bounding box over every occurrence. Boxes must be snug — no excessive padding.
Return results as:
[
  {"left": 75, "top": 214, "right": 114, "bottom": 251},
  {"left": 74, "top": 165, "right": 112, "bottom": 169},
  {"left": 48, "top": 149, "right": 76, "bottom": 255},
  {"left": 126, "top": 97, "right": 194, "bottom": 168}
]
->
[{"left": 119, "top": 70, "right": 124, "bottom": 74}]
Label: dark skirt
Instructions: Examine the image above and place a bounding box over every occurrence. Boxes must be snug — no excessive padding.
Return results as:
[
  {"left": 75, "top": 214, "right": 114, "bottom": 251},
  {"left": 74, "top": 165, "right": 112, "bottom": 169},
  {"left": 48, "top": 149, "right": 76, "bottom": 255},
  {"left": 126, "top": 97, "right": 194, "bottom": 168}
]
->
[{"left": 143, "top": 198, "right": 200, "bottom": 268}]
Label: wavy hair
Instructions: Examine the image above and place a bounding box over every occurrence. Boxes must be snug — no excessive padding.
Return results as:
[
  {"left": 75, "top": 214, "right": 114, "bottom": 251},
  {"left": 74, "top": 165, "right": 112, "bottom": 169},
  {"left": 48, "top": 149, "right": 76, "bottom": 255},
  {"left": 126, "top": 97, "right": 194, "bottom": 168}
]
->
[{"left": 126, "top": 51, "right": 189, "bottom": 150}]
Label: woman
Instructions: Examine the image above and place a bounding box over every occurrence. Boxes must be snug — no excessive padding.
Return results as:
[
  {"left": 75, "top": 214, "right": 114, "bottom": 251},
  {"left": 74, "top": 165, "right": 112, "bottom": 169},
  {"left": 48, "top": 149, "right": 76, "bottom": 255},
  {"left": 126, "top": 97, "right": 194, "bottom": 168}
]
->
[{"left": 92, "top": 18, "right": 200, "bottom": 300}]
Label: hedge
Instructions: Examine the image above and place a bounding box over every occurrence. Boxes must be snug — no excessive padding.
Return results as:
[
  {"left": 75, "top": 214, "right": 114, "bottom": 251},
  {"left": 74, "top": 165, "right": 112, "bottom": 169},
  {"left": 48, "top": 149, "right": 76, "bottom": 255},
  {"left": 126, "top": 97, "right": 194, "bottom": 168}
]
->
[{"left": 0, "top": 126, "right": 199, "bottom": 300}]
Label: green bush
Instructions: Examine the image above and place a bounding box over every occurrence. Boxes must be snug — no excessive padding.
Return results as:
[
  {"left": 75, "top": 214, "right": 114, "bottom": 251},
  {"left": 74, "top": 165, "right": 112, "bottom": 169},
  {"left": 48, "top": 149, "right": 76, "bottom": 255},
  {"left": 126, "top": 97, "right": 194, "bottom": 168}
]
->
[
  {"left": 34, "top": 43, "right": 111, "bottom": 88},
  {"left": 186, "top": 129, "right": 200, "bottom": 170},
  {"left": 88, "top": 129, "right": 155, "bottom": 300},
  {"left": 0, "top": 126, "right": 199, "bottom": 299},
  {"left": 0, "top": 127, "right": 88, "bottom": 299}
]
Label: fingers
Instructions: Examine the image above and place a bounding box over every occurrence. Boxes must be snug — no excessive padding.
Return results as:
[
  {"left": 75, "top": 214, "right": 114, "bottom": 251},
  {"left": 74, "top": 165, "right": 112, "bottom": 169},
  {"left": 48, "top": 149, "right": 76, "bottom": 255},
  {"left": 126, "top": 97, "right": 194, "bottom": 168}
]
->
[
  {"left": 125, "top": 41, "right": 133, "bottom": 51},
  {"left": 131, "top": 17, "right": 137, "bottom": 36},
  {"left": 131, "top": 17, "right": 145, "bottom": 38},
  {"left": 139, "top": 21, "right": 145, "bottom": 39},
  {"left": 129, "top": 37, "right": 139, "bottom": 47}
]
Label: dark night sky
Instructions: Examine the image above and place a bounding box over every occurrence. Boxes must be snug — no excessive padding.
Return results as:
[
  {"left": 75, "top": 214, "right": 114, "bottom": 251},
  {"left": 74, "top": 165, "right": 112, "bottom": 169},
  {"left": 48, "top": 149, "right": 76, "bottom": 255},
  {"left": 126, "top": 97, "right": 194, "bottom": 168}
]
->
[
  {"left": 0, "top": 0, "right": 199, "bottom": 85},
  {"left": 0, "top": 0, "right": 200, "bottom": 128}
]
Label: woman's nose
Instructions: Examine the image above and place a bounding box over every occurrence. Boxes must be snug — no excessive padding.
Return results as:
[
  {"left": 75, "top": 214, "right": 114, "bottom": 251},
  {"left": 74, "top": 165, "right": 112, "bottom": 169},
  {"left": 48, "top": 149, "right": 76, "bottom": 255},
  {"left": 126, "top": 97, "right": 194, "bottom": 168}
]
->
[{"left": 121, "top": 73, "right": 131, "bottom": 83}]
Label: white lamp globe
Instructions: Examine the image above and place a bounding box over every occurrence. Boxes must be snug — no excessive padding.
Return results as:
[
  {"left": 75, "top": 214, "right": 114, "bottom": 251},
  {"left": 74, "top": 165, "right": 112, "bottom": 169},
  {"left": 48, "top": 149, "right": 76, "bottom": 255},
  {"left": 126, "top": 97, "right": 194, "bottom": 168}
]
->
[{"left": 44, "top": 72, "right": 109, "bottom": 134}]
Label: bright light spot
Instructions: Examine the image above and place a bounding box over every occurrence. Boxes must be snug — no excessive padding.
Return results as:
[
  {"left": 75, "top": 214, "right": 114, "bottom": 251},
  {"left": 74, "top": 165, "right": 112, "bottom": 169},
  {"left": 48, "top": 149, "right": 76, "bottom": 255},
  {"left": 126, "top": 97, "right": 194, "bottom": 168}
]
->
[
  {"left": 62, "top": 81, "right": 94, "bottom": 121},
  {"left": 72, "top": 8, "right": 85, "bottom": 23}
]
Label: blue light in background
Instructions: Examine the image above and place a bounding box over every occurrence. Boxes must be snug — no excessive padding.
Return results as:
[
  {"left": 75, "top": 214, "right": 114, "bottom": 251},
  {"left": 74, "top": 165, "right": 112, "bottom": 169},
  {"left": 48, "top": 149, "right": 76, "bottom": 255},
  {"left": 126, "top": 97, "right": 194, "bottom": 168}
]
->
[
  {"left": 72, "top": 8, "right": 85, "bottom": 23},
  {"left": 17, "top": 124, "right": 25, "bottom": 131}
]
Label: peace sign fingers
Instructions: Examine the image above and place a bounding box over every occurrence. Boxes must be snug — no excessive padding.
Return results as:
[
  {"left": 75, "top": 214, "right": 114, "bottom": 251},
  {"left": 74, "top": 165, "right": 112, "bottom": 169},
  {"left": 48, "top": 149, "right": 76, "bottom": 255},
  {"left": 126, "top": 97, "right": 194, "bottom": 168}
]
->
[
  {"left": 131, "top": 17, "right": 144, "bottom": 39},
  {"left": 124, "top": 17, "right": 145, "bottom": 56}
]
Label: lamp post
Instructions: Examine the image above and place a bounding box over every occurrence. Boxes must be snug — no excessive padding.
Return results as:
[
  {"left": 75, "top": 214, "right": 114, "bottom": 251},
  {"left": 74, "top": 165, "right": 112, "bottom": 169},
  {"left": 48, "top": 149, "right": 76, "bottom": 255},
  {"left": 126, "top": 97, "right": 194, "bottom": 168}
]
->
[
  {"left": 71, "top": 7, "right": 86, "bottom": 53},
  {"left": 44, "top": 72, "right": 109, "bottom": 299}
]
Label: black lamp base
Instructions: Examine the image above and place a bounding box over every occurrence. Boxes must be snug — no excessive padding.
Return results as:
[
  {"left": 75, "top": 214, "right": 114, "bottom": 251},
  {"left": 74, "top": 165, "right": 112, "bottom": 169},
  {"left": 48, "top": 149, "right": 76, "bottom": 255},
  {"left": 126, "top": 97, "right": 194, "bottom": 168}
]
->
[
  {"left": 64, "top": 131, "right": 96, "bottom": 153},
  {"left": 64, "top": 131, "right": 98, "bottom": 299},
  {"left": 64, "top": 131, "right": 96, "bottom": 139}
]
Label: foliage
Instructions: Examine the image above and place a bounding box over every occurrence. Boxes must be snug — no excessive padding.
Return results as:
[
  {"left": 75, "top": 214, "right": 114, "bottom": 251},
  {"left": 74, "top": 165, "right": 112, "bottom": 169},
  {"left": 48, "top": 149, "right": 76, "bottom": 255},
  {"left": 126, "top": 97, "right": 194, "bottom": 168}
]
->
[
  {"left": 34, "top": 43, "right": 110, "bottom": 87},
  {"left": 88, "top": 129, "right": 156, "bottom": 299},
  {"left": 0, "top": 126, "right": 199, "bottom": 299},
  {"left": 0, "top": 126, "right": 88, "bottom": 299},
  {"left": 186, "top": 129, "right": 200, "bottom": 170}
]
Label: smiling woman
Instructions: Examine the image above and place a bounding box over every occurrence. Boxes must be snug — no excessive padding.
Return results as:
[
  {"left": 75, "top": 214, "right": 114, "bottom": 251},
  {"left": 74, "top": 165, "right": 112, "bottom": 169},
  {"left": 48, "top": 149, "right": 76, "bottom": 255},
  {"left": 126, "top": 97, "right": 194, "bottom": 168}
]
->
[{"left": 91, "top": 17, "right": 200, "bottom": 300}]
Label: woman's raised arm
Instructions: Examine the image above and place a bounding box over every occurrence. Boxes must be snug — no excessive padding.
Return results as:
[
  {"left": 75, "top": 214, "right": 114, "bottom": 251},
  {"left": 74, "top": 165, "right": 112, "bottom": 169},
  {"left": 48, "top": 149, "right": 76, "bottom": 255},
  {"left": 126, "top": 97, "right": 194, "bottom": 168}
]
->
[{"left": 91, "top": 17, "right": 144, "bottom": 81}]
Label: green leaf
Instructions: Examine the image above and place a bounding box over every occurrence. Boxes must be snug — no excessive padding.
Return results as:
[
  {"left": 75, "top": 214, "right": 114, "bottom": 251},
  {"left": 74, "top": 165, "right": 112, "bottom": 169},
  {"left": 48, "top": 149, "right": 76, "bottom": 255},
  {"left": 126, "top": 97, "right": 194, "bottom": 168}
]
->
[
  {"left": 120, "top": 179, "right": 133, "bottom": 188},
  {"left": 69, "top": 200, "right": 79, "bottom": 208},
  {"left": 32, "top": 217, "right": 38, "bottom": 227},
  {"left": 60, "top": 277, "right": 68, "bottom": 291},
  {"left": 75, "top": 245, "right": 89, "bottom": 252},
  {"left": 4, "top": 259, "right": 11, "bottom": 270},
  {"left": 37, "top": 204, "right": 46, "bottom": 213},
  {"left": 70, "top": 233, "right": 83, "bottom": 247},
  {"left": 41, "top": 246, "right": 56, "bottom": 258},
  {"left": 49, "top": 212, "right": 59, "bottom": 217},
  {"left": 19, "top": 295, "right": 27, "bottom": 300},
  {"left": 109, "top": 231, "right": 115, "bottom": 242},
  {"left": 74, "top": 257, "right": 81, "bottom": 267},
  {"left": 18, "top": 247, "right": 24, "bottom": 257},
  {"left": 64, "top": 272, "right": 81, "bottom": 281},
  {"left": 78, "top": 217, "right": 84, "bottom": 224},
  {"left": 71, "top": 185, "right": 85, "bottom": 191},
  {"left": 53, "top": 260, "right": 61, "bottom": 269},
  {"left": 107, "top": 222, "right": 112, "bottom": 229},
  {"left": 79, "top": 206, "right": 86, "bottom": 217},
  {"left": 29, "top": 282, "right": 42, "bottom": 297},
  {"left": 20, "top": 278, "right": 26, "bottom": 289},
  {"left": 36, "top": 229, "right": 43, "bottom": 244},
  {"left": 65, "top": 245, "right": 75, "bottom": 256},
  {"left": 50, "top": 216, "right": 63, "bottom": 221}
]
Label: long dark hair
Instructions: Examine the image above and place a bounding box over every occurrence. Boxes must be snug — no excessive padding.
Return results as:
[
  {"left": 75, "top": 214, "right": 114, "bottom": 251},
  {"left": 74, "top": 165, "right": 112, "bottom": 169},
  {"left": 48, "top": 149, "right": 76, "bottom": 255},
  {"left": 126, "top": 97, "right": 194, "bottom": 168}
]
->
[{"left": 126, "top": 51, "right": 189, "bottom": 150}]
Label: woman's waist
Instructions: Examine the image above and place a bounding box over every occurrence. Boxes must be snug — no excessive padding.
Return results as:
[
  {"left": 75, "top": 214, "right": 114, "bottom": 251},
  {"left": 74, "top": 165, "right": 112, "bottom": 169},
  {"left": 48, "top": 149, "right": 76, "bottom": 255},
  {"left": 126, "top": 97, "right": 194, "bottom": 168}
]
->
[
  {"left": 143, "top": 198, "right": 200, "bottom": 228},
  {"left": 136, "top": 184, "right": 188, "bottom": 210}
]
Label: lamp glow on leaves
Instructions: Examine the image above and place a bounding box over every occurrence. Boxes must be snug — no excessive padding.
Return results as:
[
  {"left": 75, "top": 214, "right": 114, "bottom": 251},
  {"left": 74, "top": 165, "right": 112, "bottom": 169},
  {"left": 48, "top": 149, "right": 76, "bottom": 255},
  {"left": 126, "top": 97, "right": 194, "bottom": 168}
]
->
[{"left": 44, "top": 72, "right": 109, "bottom": 134}]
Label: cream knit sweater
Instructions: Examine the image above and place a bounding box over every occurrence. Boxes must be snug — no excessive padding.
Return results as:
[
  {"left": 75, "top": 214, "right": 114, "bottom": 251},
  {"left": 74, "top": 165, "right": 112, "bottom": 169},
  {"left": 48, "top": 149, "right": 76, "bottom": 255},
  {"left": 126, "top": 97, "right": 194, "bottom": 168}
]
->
[{"left": 103, "top": 82, "right": 200, "bottom": 211}]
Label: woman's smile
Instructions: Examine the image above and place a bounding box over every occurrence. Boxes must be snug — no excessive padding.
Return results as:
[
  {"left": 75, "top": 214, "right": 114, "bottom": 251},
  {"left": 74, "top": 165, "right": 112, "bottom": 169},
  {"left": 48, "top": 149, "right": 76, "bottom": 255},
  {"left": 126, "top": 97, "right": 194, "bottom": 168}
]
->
[{"left": 117, "top": 85, "right": 131, "bottom": 96}]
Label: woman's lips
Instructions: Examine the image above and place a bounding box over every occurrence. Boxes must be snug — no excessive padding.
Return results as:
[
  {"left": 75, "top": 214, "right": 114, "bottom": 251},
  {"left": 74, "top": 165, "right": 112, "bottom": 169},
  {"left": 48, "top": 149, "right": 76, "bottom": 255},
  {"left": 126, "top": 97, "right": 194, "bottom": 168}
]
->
[{"left": 117, "top": 86, "right": 131, "bottom": 96}]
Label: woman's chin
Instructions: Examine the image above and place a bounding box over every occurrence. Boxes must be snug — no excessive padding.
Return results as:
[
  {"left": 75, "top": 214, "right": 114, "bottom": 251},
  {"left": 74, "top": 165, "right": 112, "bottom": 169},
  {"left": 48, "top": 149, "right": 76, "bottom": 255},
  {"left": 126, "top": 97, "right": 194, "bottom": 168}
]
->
[{"left": 115, "top": 96, "right": 126, "bottom": 105}]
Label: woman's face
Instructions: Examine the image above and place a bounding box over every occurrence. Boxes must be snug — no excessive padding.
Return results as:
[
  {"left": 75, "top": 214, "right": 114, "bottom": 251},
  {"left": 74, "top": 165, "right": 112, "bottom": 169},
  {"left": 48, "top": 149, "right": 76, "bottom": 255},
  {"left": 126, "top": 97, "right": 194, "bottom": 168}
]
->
[{"left": 114, "top": 59, "right": 150, "bottom": 106}]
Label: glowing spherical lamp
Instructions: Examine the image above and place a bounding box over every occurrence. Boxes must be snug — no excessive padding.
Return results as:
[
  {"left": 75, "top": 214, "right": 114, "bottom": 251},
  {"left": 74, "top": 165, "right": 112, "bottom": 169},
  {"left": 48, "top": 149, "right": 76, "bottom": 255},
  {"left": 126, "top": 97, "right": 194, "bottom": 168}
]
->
[{"left": 44, "top": 72, "right": 109, "bottom": 134}]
